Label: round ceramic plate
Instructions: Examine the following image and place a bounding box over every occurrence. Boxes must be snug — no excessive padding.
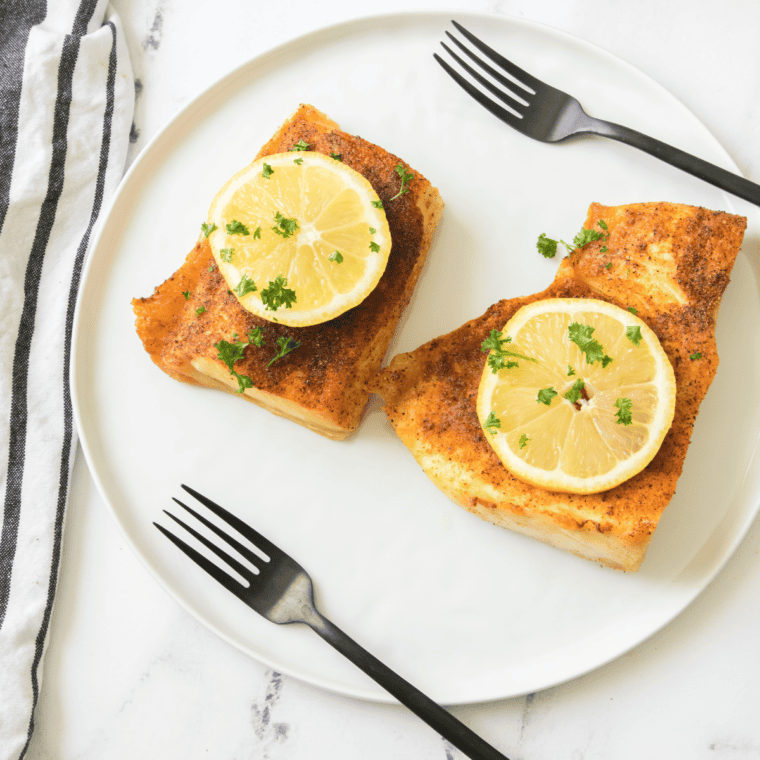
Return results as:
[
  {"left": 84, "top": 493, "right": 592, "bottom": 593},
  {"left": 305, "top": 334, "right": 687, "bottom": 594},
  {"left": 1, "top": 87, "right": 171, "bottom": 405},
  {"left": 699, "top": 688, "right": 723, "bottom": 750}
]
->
[{"left": 72, "top": 11, "right": 760, "bottom": 704}]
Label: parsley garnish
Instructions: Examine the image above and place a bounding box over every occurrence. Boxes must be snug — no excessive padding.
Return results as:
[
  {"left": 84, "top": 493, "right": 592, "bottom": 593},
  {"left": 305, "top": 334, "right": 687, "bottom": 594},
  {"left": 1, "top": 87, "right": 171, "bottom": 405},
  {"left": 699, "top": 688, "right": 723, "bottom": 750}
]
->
[
  {"left": 369, "top": 227, "right": 376, "bottom": 234},
  {"left": 226, "top": 220, "right": 250, "bottom": 236},
  {"left": 615, "top": 397, "right": 633, "bottom": 425},
  {"left": 329, "top": 250, "right": 343, "bottom": 263},
  {"left": 690, "top": 352, "right": 702, "bottom": 360},
  {"left": 261, "top": 275, "right": 297, "bottom": 311},
  {"left": 369, "top": 241, "right": 380, "bottom": 253},
  {"left": 389, "top": 164, "right": 413, "bottom": 201},
  {"left": 537, "top": 387, "right": 558, "bottom": 405},
  {"left": 371, "top": 199, "right": 384, "bottom": 209},
  {"left": 600, "top": 246, "right": 608, "bottom": 253},
  {"left": 272, "top": 211, "right": 299, "bottom": 238},
  {"left": 201, "top": 222, "right": 217, "bottom": 238},
  {"left": 480, "top": 329, "right": 536, "bottom": 373},
  {"left": 247, "top": 326, "right": 265, "bottom": 347},
  {"left": 234, "top": 274, "right": 258, "bottom": 297},
  {"left": 563, "top": 379, "right": 585, "bottom": 404},
  {"left": 598, "top": 220, "right": 608, "bottom": 231},
  {"left": 208, "top": 264, "right": 216, "bottom": 272},
  {"left": 289, "top": 139, "right": 309, "bottom": 151},
  {"left": 519, "top": 434, "right": 530, "bottom": 449},
  {"left": 220, "top": 248, "right": 233, "bottom": 263},
  {"left": 267, "top": 336, "right": 300, "bottom": 367},
  {"left": 567, "top": 365, "right": 576, "bottom": 376},
  {"left": 195, "top": 305, "right": 206, "bottom": 316},
  {"left": 293, "top": 157, "right": 303, "bottom": 165},
  {"left": 182, "top": 290, "right": 191, "bottom": 300},
  {"left": 253, "top": 227, "right": 261, "bottom": 239},
  {"left": 626, "top": 326, "right": 642, "bottom": 346},
  {"left": 262, "top": 163, "right": 274, "bottom": 179},
  {"left": 214, "top": 334, "right": 259, "bottom": 393},
  {"left": 537, "top": 233, "right": 558, "bottom": 259},
  {"left": 627, "top": 306, "right": 637, "bottom": 315},
  {"left": 483, "top": 411, "right": 501, "bottom": 435},
  {"left": 566, "top": 226, "right": 605, "bottom": 250},
  {"left": 605, "top": 262, "right": 612, "bottom": 270},
  {"left": 568, "top": 322, "right": 613, "bottom": 367},
  {"left": 330, "top": 152, "right": 342, "bottom": 161}
]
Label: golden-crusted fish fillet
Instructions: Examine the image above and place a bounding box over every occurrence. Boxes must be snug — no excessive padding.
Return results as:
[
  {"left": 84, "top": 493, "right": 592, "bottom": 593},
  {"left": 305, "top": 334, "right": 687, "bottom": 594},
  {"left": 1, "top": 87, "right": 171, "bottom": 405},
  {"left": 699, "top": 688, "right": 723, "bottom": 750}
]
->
[
  {"left": 132, "top": 105, "right": 444, "bottom": 439},
  {"left": 371, "top": 202, "right": 746, "bottom": 571}
]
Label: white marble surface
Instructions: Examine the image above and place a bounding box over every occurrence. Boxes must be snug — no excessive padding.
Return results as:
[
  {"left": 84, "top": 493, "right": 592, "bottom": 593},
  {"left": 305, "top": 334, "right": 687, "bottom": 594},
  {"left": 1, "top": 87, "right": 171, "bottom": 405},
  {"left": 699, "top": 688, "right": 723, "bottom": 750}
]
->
[{"left": 26, "top": 1, "right": 760, "bottom": 758}]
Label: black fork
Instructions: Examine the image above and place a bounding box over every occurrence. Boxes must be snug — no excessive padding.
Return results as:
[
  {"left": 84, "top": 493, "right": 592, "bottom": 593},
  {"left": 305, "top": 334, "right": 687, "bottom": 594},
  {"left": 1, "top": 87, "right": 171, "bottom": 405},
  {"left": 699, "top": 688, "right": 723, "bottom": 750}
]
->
[
  {"left": 435, "top": 20, "right": 760, "bottom": 206},
  {"left": 155, "top": 485, "right": 512, "bottom": 760}
]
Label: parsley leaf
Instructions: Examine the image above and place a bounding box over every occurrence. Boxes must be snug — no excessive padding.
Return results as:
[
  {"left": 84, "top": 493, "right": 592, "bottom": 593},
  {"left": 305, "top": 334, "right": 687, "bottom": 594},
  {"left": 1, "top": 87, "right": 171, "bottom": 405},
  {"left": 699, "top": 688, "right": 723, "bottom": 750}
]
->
[
  {"left": 369, "top": 241, "right": 380, "bottom": 253},
  {"left": 195, "top": 305, "right": 206, "bottom": 316},
  {"left": 537, "top": 387, "right": 558, "bottom": 405},
  {"left": 568, "top": 322, "right": 613, "bottom": 367},
  {"left": 329, "top": 250, "right": 344, "bottom": 263},
  {"left": 519, "top": 433, "right": 530, "bottom": 449},
  {"left": 293, "top": 157, "right": 303, "bottom": 165},
  {"left": 626, "top": 326, "right": 642, "bottom": 346},
  {"left": 182, "top": 290, "right": 191, "bottom": 300},
  {"left": 261, "top": 275, "right": 297, "bottom": 311},
  {"left": 208, "top": 264, "right": 216, "bottom": 272},
  {"left": 272, "top": 211, "right": 299, "bottom": 238},
  {"left": 615, "top": 397, "right": 633, "bottom": 425},
  {"left": 389, "top": 164, "right": 413, "bottom": 201},
  {"left": 234, "top": 274, "right": 258, "bottom": 297},
  {"left": 330, "top": 152, "right": 342, "bottom": 161},
  {"left": 605, "top": 261, "right": 612, "bottom": 269},
  {"left": 214, "top": 334, "right": 260, "bottom": 393},
  {"left": 371, "top": 199, "right": 384, "bottom": 209},
  {"left": 627, "top": 306, "right": 637, "bottom": 315},
  {"left": 537, "top": 233, "right": 558, "bottom": 259},
  {"left": 483, "top": 411, "right": 501, "bottom": 435},
  {"left": 226, "top": 220, "right": 250, "bottom": 235},
  {"left": 220, "top": 248, "right": 233, "bottom": 263},
  {"left": 598, "top": 220, "right": 608, "bottom": 231},
  {"left": 690, "top": 352, "right": 702, "bottom": 360},
  {"left": 369, "top": 227, "right": 376, "bottom": 234},
  {"left": 480, "top": 329, "right": 537, "bottom": 374},
  {"left": 201, "top": 222, "right": 217, "bottom": 238},
  {"left": 253, "top": 227, "right": 261, "bottom": 239},
  {"left": 267, "top": 336, "right": 300, "bottom": 367},
  {"left": 563, "top": 379, "right": 585, "bottom": 404},
  {"left": 567, "top": 365, "right": 576, "bottom": 376},
  {"left": 289, "top": 139, "right": 309, "bottom": 151},
  {"left": 247, "top": 326, "right": 265, "bottom": 347},
  {"left": 600, "top": 246, "right": 608, "bottom": 253},
  {"left": 261, "top": 163, "right": 274, "bottom": 179}
]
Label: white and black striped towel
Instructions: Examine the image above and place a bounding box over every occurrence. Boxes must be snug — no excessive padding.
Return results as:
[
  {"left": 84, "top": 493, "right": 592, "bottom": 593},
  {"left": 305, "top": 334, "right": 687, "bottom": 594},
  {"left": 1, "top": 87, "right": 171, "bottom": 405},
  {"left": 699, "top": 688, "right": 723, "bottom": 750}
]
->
[{"left": 0, "top": 2, "right": 132, "bottom": 757}]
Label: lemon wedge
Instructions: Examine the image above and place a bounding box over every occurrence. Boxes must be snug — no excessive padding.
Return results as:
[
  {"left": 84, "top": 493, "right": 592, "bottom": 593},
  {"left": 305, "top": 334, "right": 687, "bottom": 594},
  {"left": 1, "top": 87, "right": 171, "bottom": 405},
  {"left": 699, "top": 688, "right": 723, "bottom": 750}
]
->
[
  {"left": 476, "top": 298, "right": 676, "bottom": 494},
  {"left": 206, "top": 151, "right": 391, "bottom": 327}
]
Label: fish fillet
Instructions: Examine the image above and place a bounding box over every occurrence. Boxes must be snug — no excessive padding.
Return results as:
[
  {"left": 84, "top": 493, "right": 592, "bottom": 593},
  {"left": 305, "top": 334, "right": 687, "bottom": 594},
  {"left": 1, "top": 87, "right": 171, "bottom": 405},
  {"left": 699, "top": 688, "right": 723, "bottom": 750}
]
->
[
  {"left": 371, "top": 202, "right": 746, "bottom": 571},
  {"left": 132, "top": 105, "right": 444, "bottom": 439}
]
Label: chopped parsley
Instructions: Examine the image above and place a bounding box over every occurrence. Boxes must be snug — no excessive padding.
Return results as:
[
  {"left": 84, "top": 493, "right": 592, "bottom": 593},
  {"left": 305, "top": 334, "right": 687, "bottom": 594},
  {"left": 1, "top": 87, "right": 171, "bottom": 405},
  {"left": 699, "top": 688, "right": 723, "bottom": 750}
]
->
[
  {"left": 182, "top": 290, "right": 191, "bottom": 300},
  {"left": 214, "top": 333, "right": 259, "bottom": 393},
  {"left": 600, "top": 246, "right": 609, "bottom": 253},
  {"left": 369, "top": 227, "right": 376, "bottom": 234},
  {"left": 272, "top": 211, "right": 299, "bottom": 238},
  {"left": 195, "top": 305, "right": 206, "bottom": 316},
  {"left": 519, "top": 434, "right": 530, "bottom": 449},
  {"left": 563, "top": 379, "right": 585, "bottom": 404},
  {"left": 208, "top": 263, "right": 216, "bottom": 272},
  {"left": 247, "top": 326, "right": 265, "bottom": 347},
  {"left": 483, "top": 411, "right": 501, "bottom": 435},
  {"left": 605, "top": 261, "right": 612, "bottom": 270},
  {"left": 261, "top": 275, "right": 297, "bottom": 312},
  {"left": 289, "top": 139, "right": 310, "bottom": 151},
  {"left": 627, "top": 306, "right": 638, "bottom": 315},
  {"left": 371, "top": 199, "right": 384, "bottom": 209},
  {"left": 567, "top": 365, "right": 576, "bottom": 376},
  {"left": 537, "top": 387, "right": 558, "bottom": 405},
  {"left": 568, "top": 322, "right": 613, "bottom": 367},
  {"left": 234, "top": 274, "right": 258, "bottom": 297},
  {"left": 329, "top": 250, "right": 344, "bottom": 263},
  {"left": 615, "top": 397, "right": 633, "bottom": 425},
  {"left": 219, "top": 248, "right": 233, "bottom": 263},
  {"left": 690, "top": 352, "right": 702, "bottom": 360},
  {"left": 330, "top": 152, "right": 342, "bottom": 161},
  {"left": 267, "top": 336, "right": 301, "bottom": 367},
  {"left": 536, "top": 232, "right": 558, "bottom": 259},
  {"left": 626, "top": 326, "right": 642, "bottom": 346},
  {"left": 369, "top": 241, "right": 380, "bottom": 253},
  {"left": 226, "top": 220, "right": 250, "bottom": 235},
  {"left": 481, "top": 329, "right": 537, "bottom": 373},
  {"left": 293, "top": 157, "right": 304, "bottom": 165},
  {"left": 261, "top": 163, "right": 274, "bottom": 179},
  {"left": 201, "top": 222, "right": 217, "bottom": 238},
  {"left": 253, "top": 226, "right": 261, "bottom": 239},
  {"left": 389, "top": 164, "right": 413, "bottom": 201}
]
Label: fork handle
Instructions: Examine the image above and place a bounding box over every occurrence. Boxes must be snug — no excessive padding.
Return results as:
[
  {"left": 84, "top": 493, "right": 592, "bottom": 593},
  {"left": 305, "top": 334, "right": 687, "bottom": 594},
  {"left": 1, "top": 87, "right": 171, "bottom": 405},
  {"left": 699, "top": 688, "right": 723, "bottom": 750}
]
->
[
  {"left": 307, "top": 613, "right": 511, "bottom": 760},
  {"left": 587, "top": 117, "right": 760, "bottom": 206}
]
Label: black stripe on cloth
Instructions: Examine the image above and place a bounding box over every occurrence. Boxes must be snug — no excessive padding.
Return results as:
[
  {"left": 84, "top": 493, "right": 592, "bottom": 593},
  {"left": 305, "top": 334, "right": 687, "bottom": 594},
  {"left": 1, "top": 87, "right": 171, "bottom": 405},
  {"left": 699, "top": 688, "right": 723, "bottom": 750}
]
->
[
  {"left": 0, "top": 0, "right": 47, "bottom": 236},
  {"left": 18, "top": 22, "right": 119, "bottom": 758},
  {"left": 0, "top": 0, "right": 101, "bottom": 630}
]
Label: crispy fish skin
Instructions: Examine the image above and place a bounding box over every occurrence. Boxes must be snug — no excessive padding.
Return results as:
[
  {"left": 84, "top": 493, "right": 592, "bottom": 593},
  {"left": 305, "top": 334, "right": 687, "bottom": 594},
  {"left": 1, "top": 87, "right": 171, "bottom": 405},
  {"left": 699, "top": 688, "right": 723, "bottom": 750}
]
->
[
  {"left": 132, "top": 105, "right": 444, "bottom": 439},
  {"left": 371, "top": 202, "right": 746, "bottom": 571}
]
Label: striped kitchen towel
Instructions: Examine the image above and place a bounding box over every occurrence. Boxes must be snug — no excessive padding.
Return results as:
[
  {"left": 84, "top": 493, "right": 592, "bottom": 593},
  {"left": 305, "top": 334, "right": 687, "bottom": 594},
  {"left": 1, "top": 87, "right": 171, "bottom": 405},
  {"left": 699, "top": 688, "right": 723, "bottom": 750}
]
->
[{"left": 0, "top": 2, "right": 132, "bottom": 758}]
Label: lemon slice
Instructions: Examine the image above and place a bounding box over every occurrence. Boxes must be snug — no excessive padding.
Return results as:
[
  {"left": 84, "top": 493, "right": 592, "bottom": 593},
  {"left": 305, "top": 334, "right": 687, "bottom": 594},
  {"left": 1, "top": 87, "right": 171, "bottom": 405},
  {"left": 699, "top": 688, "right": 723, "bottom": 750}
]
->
[
  {"left": 476, "top": 298, "right": 676, "bottom": 494},
  {"left": 206, "top": 151, "right": 391, "bottom": 327}
]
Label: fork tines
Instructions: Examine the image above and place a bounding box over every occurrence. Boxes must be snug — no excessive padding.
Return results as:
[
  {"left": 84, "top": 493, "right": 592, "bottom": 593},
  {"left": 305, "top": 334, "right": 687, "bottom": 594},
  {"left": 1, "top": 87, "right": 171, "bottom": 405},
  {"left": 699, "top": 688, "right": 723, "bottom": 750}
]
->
[{"left": 434, "top": 20, "right": 540, "bottom": 127}]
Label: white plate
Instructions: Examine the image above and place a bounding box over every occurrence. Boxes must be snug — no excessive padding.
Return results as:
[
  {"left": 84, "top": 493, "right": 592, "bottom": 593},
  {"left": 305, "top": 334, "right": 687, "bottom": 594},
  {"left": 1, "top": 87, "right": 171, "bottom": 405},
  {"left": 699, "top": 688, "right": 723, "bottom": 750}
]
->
[{"left": 72, "top": 11, "right": 760, "bottom": 704}]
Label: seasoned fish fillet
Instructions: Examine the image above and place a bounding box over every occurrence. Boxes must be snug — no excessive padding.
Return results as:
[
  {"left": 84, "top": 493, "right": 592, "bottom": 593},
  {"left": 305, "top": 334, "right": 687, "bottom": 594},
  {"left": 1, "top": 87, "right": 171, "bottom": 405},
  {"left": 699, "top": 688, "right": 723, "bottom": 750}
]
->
[
  {"left": 132, "top": 105, "right": 443, "bottom": 439},
  {"left": 372, "top": 202, "right": 746, "bottom": 571}
]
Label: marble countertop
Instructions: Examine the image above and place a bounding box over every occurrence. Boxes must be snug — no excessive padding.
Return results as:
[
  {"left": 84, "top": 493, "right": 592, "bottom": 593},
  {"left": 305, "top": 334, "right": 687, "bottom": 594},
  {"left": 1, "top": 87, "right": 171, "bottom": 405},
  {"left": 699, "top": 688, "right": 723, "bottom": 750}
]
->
[{"left": 26, "top": 1, "right": 760, "bottom": 758}]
